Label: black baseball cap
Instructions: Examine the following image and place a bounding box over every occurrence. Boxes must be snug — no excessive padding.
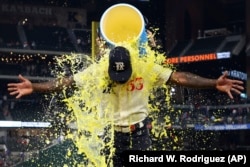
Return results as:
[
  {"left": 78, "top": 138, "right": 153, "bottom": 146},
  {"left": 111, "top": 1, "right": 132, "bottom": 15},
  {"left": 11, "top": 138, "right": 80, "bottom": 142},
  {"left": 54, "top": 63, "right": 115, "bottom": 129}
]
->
[{"left": 108, "top": 46, "right": 132, "bottom": 83}]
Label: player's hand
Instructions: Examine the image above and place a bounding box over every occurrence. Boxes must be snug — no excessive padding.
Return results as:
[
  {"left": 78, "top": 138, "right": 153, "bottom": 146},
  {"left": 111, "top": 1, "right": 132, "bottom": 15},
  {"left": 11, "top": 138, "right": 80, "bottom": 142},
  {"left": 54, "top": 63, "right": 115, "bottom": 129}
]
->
[
  {"left": 216, "top": 71, "right": 244, "bottom": 99},
  {"left": 7, "top": 74, "right": 33, "bottom": 99}
]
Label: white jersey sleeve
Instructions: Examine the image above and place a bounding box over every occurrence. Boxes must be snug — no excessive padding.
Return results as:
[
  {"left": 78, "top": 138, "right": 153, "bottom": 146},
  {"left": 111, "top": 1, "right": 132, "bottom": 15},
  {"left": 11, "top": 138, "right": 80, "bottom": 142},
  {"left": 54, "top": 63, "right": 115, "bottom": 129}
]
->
[{"left": 152, "top": 63, "right": 173, "bottom": 86}]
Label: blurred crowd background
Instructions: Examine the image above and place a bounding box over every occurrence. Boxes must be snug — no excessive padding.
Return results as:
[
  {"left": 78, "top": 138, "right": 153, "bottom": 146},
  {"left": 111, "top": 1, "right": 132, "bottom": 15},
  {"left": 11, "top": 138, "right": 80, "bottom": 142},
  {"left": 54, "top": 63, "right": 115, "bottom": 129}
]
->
[{"left": 0, "top": 0, "right": 250, "bottom": 166}]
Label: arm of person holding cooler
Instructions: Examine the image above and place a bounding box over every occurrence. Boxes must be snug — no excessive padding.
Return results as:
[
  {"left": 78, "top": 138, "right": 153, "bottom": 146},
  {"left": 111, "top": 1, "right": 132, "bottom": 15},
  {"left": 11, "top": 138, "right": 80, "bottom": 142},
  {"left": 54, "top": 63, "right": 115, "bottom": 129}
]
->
[{"left": 168, "top": 71, "right": 244, "bottom": 99}]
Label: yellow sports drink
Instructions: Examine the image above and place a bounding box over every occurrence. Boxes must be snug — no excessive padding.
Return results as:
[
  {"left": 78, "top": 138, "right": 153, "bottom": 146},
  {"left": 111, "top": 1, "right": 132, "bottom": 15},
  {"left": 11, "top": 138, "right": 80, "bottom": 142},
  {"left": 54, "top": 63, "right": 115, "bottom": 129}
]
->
[{"left": 100, "top": 3, "right": 145, "bottom": 46}]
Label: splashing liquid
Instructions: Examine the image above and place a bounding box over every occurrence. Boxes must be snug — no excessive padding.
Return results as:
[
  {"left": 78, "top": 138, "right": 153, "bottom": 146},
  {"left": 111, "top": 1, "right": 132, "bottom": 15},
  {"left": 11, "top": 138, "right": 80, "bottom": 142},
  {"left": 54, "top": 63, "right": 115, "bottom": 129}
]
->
[{"left": 38, "top": 34, "right": 177, "bottom": 166}]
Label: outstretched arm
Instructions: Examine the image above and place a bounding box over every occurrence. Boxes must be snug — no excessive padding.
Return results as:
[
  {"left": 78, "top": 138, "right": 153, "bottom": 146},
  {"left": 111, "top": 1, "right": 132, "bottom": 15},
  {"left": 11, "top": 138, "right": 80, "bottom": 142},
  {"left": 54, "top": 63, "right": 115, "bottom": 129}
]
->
[
  {"left": 7, "top": 74, "right": 75, "bottom": 99},
  {"left": 168, "top": 71, "right": 244, "bottom": 99}
]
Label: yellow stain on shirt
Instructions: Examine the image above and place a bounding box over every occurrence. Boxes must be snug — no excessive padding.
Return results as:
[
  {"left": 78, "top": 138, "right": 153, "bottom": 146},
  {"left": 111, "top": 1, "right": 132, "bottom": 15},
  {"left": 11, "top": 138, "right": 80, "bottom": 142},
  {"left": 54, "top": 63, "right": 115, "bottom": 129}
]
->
[{"left": 44, "top": 34, "right": 179, "bottom": 166}]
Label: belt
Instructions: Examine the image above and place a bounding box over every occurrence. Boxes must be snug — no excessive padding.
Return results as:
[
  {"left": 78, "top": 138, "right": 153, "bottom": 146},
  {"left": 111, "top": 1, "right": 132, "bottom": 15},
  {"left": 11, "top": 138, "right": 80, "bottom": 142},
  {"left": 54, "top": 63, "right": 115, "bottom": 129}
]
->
[{"left": 114, "top": 120, "right": 145, "bottom": 133}]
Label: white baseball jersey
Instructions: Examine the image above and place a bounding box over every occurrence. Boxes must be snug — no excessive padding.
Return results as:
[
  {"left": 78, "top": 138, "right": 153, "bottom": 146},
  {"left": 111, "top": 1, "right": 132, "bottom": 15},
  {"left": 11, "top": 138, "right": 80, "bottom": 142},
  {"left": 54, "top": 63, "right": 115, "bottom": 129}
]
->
[{"left": 73, "top": 61, "right": 173, "bottom": 126}]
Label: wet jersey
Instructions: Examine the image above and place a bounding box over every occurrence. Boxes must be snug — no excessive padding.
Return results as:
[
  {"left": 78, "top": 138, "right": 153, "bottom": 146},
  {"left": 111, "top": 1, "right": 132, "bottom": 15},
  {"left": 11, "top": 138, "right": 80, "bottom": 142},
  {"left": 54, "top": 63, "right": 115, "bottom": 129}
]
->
[{"left": 74, "top": 61, "right": 173, "bottom": 126}]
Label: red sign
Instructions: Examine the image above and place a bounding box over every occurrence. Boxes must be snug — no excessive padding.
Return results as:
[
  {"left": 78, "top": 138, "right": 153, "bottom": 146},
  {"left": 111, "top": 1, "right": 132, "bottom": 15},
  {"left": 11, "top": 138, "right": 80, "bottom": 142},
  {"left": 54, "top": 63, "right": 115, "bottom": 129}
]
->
[{"left": 166, "top": 53, "right": 217, "bottom": 64}]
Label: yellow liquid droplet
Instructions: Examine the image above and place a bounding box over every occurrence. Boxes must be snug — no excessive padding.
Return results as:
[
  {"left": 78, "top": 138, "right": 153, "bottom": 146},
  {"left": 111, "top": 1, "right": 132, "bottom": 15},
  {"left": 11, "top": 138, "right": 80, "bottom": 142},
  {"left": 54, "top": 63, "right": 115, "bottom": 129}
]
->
[{"left": 40, "top": 30, "right": 177, "bottom": 166}]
